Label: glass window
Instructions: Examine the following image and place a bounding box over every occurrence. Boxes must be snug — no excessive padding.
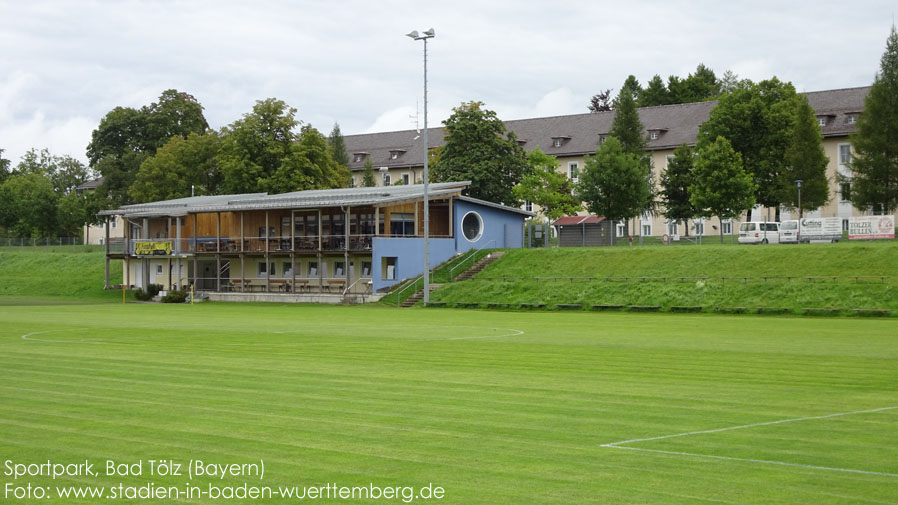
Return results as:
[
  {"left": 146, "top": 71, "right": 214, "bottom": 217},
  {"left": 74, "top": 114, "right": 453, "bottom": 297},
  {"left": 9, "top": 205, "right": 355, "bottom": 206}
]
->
[
  {"left": 721, "top": 220, "right": 733, "bottom": 235},
  {"left": 362, "top": 261, "right": 372, "bottom": 277},
  {"left": 258, "top": 262, "right": 274, "bottom": 276},
  {"left": 334, "top": 261, "right": 345, "bottom": 276},
  {"left": 462, "top": 212, "right": 483, "bottom": 242},
  {"left": 156, "top": 264, "right": 163, "bottom": 275},
  {"left": 331, "top": 213, "right": 345, "bottom": 237},
  {"left": 321, "top": 214, "right": 331, "bottom": 237},
  {"left": 840, "top": 182, "right": 851, "bottom": 201},
  {"left": 382, "top": 257, "right": 397, "bottom": 280},
  {"left": 294, "top": 215, "right": 305, "bottom": 236},
  {"left": 616, "top": 222, "right": 625, "bottom": 237},
  {"left": 642, "top": 224, "right": 651, "bottom": 236},
  {"left": 568, "top": 162, "right": 579, "bottom": 182},
  {"left": 402, "top": 173, "right": 410, "bottom": 184},
  {"left": 390, "top": 213, "right": 415, "bottom": 236},
  {"left": 553, "top": 138, "right": 563, "bottom": 147},
  {"left": 839, "top": 144, "right": 852, "bottom": 165},
  {"left": 308, "top": 261, "right": 318, "bottom": 277},
  {"left": 283, "top": 262, "right": 292, "bottom": 277},
  {"left": 383, "top": 173, "right": 391, "bottom": 186},
  {"left": 694, "top": 219, "right": 704, "bottom": 235},
  {"left": 740, "top": 223, "right": 755, "bottom": 232},
  {"left": 281, "top": 217, "right": 291, "bottom": 237}
]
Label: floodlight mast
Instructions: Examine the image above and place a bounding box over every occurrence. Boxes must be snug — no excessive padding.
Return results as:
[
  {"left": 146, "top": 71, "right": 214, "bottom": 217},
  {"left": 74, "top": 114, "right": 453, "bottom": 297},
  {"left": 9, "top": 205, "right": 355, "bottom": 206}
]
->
[{"left": 407, "top": 28, "right": 435, "bottom": 304}]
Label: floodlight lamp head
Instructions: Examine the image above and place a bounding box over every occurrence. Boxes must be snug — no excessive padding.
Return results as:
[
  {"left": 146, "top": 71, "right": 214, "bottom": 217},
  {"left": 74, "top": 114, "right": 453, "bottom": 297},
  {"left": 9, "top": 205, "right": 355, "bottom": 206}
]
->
[
  {"left": 423, "top": 28, "right": 435, "bottom": 37},
  {"left": 406, "top": 30, "right": 419, "bottom": 39}
]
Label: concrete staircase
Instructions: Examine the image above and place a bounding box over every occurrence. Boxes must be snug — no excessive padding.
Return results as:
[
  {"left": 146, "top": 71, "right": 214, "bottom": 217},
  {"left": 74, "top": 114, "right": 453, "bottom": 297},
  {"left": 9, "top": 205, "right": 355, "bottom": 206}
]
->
[
  {"left": 453, "top": 251, "right": 506, "bottom": 282},
  {"left": 400, "top": 283, "right": 443, "bottom": 307}
]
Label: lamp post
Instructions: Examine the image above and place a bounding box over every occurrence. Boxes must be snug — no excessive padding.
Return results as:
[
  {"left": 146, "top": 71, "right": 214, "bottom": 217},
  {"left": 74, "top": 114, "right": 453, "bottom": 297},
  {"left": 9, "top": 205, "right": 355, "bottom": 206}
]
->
[
  {"left": 407, "top": 28, "right": 435, "bottom": 305},
  {"left": 796, "top": 179, "right": 803, "bottom": 244}
]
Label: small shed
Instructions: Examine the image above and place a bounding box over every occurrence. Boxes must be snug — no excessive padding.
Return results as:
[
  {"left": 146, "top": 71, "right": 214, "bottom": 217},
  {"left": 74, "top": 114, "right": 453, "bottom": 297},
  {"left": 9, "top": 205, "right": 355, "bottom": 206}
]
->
[{"left": 553, "top": 215, "right": 613, "bottom": 247}]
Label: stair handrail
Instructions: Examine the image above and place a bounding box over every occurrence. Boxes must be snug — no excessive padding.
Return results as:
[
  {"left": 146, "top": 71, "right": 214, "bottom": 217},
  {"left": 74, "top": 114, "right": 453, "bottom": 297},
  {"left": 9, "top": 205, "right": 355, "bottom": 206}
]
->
[
  {"left": 342, "top": 276, "right": 372, "bottom": 298},
  {"left": 393, "top": 270, "right": 434, "bottom": 307},
  {"left": 448, "top": 240, "right": 497, "bottom": 281}
]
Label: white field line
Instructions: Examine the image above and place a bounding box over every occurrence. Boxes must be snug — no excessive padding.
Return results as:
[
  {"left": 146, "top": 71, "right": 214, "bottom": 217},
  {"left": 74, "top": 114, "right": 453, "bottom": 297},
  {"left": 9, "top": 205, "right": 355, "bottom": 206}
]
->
[
  {"left": 608, "top": 446, "right": 898, "bottom": 478},
  {"left": 601, "top": 405, "right": 898, "bottom": 478},
  {"left": 601, "top": 405, "right": 898, "bottom": 447}
]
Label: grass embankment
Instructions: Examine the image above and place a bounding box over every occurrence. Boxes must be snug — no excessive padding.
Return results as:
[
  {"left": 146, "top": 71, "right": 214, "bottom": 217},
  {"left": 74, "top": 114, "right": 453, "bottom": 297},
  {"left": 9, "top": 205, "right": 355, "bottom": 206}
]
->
[
  {"left": 0, "top": 250, "right": 122, "bottom": 303},
  {"left": 430, "top": 241, "right": 898, "bottom": 312}
]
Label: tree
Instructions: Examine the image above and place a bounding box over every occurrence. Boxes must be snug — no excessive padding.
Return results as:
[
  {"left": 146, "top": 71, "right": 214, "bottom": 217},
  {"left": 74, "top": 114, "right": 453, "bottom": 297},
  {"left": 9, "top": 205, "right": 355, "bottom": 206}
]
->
[
  {"left": 690, "top": 136, "right": 756, "bottom": 243},
  {"left": 620, "top": 75, "right": 642, "bottom": 103},
  {"left": 56, "top": 192, "right": 88, "bottom": 236},
  {"left": 719, "top": 70, "right": 741, "bottom": 95},
  {"left": 361, "top": 158, "right": 376, "bottom": 187},
  {"left": 577, "top": 137, "right": 653, "bottom": 245},
  {"left": 15, "top": 148, "right": 92, "bottom": 195},
  {"left": 87, "top": 89, "right": 208, "bottom": 206},
  {"left": 130, "top": 132, "right": 222, "bottom": 202},
  {"left": 783, "top": 96, "right": 830, "bottom": 215},
  {"left": 660, "top": 144, "right": 697, "bottom": 232},
  {"left": 218, "top": 99, "right": 348, "bottom": 195},
  {"left": 639, "top": 75, "right": 670, "bottom": 107},
  {"left": 609, "top": 85, "right": 648, "bottom": 156},
  {"left": 0, "top": 173, "right": 59, "bottom": 237},
  {"left": 847, "top": 25, "right": 898, "bottom": 213},
  {"left": 431, "top": 101, "right": 529, "bottom": 206},
  {"left": 0, "top": 148, "right": 10, "bottom": 184},
  {"left": 327, "top": 122, "right": 350, "bottom": 167},
  {"left": 698, "top": 77, "right": 801, "bottom": 213},
  {"left": 682, "top": 63, "right": 720, "bottom": 103},
  {"left": 513, "top": 147, "right": 581, "bottom": 220},
  {"left": 588, "top": 89, "right": 613, "bottom": 113}
]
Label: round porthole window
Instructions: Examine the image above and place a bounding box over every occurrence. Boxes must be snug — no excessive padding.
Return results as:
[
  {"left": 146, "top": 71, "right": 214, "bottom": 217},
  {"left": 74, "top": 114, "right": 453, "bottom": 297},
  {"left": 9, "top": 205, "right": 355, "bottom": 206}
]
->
[{"left": 462, "top": 211, "right": 483, "bottom": 242}]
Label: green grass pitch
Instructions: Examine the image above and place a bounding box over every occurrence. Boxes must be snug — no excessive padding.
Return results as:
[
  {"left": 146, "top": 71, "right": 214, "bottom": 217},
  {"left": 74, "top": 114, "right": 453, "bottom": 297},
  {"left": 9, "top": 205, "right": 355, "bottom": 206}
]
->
[{"left": 1, "top": 302, "right": 896, "bottom": 504}]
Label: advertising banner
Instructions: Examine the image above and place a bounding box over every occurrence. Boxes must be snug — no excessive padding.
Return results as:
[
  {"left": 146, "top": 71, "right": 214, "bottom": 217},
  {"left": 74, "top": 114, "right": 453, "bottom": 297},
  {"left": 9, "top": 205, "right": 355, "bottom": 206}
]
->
[
  {"left": 134, "top": 241, "right": 173, "bottom": 255},
  {"left": 848, "top": 215, "right": 895, "bottom": 240},
  {"left": 799, "top": 217, "right": 842, "bottom": 241}
]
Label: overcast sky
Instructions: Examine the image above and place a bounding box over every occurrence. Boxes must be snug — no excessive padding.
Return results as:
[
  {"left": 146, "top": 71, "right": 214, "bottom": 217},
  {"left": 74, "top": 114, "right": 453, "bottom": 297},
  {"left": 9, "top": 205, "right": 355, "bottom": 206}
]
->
[{"left": 0, "top": 0, "right": 893, "bottom": 166}]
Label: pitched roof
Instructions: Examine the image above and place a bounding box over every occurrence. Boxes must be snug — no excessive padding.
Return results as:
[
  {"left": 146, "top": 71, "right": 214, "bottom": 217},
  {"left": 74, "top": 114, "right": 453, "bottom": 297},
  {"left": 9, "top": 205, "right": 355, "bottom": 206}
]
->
[
  {"left": 553, "top": 215, "right": 605, "bottom": 226},
  {"left": 100, "top": 182, "right": 471, "bottom": 217},
  {"left": 343, "top": 86, "right": 871, "bottom": 172}
]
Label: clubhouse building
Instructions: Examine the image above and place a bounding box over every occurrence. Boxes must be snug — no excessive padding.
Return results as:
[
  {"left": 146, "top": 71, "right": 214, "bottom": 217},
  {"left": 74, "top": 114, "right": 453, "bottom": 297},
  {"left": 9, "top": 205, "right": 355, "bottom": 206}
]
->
[
  {"left": 344, "top": 86, "right": 871, "bottom": 238},
  {"left": 99, "top": 182, "right": 531, "bottom": 302}
]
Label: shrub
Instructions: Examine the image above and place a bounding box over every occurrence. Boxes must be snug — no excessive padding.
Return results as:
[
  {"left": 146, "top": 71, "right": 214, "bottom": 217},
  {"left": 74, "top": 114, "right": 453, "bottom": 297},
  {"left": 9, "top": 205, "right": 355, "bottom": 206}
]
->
[
  {"left": 133, "top": 283, "right": 163, "bottom": 302},
  {"left": 161, "top": 289, "right": 187, "bottom": 303}
]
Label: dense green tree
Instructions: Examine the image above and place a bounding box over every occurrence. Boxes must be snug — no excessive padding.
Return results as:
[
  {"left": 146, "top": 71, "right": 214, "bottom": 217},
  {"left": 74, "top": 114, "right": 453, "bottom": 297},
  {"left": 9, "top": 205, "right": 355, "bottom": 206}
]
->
[
  {"left": 218, "top": 99, "right": 348, "bottom": 195},
  {"left": 513, "top": 147, "right": 581, "bottom": 220},
  {"left": 691, "top": 136, "right": 756, "bottom": 243},
  {"left": 0, "top": 173, "right": 59, "bottom": 237},
  {"left": 15, "top": 148, "right": 92, "bottom": 195},
  {"left": 620, "top": 75, "right": 642, "bottom": 103},
  {"left": 577, "top": 137, "right": 653, "bottom": 245},
  {"left": 783, "top": 96, "right": 830, "bottom": 216},
  {"left": 130, "top": 132, "right": 222, "bottom": 202},
  {"left": 361, "top": 158, "right": 376, "bottom": 187},
  {"left": 682, "top": 63, "right": 720, "bottom": 103},
  {"left": 0, "top": 148, "right": 10, "bottom": 184},
  {"left": 847, "top": 26, "right": 898, "bottom": 213},
  {"left": 666, "top": 75, "right": 688, "bottom": 104},
  {"left": 639, "top": 75, "right": 670, "bottom": 107},
  {"left": 431, "top": 101, "right": 529, "bottom": 206},
  {"left": 609, "top": 86, "right": 648, "bottom": 156},
  {"left": 698, "top": 77, "right": 801, "bottom": 212},
  {"left": 659, "top": 144, "right": 697, "bottom": 230},
  {"left": 56, "top": 192, "right": 88, "bottom": 236},
  {"left": 327, "top": 122, "right": 350, "bottom": 167},
  {"left": 87, "top": 89, "right": 208, "bottom": 206}
]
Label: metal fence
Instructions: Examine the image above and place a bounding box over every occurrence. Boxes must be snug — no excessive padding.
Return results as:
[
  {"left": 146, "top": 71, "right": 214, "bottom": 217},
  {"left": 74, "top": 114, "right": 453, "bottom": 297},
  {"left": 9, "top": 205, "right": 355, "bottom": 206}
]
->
[{"left": 0, "top": 237, "right": 90, "bottom": 247}]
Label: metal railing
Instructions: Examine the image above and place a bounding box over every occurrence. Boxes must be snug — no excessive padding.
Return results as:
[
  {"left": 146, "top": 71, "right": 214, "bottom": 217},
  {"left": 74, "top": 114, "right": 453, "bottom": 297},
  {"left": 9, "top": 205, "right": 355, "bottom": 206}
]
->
[
  {"left": 448, "top": 240, "right": 497, "bottom": 281},
  {"left": 0, "top": 237, "right": 89, "bottom": 247}
]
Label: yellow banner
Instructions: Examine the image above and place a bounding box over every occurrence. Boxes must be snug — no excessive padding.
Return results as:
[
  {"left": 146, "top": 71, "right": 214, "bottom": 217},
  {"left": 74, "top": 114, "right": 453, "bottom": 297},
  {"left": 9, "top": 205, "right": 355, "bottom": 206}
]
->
[{"left": 134, "top": 241, "right": 173, "bottom": 255}]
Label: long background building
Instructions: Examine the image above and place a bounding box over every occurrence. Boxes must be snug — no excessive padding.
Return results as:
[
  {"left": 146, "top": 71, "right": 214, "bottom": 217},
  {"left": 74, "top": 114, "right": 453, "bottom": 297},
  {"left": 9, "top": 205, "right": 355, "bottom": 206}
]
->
[{"left": 343, "top": 86, "right": 870, "bottom": 239}]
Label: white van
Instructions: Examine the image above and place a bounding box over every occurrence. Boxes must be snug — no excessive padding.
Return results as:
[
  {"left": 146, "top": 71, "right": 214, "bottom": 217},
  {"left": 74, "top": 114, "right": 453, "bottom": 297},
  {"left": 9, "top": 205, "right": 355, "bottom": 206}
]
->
[
  {"left": 779, "top": 220, "right": 799, "bottom": 244},
  {"left": 738, "top": 221, "right": 780, "bottom": 244}
]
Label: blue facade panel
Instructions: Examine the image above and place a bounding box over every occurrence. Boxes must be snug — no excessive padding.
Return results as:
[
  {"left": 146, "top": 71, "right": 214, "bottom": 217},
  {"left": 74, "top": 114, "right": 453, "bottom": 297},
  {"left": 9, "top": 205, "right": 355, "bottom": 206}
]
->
[
  {"left": 371, "top": 237, "right": 456, "bottom": 292},
  {"left": 453, "top": 199, "right": 525, "bottom": 254},
  {"left": 369, "top": 199, "right": 526, "bottom": 293}
]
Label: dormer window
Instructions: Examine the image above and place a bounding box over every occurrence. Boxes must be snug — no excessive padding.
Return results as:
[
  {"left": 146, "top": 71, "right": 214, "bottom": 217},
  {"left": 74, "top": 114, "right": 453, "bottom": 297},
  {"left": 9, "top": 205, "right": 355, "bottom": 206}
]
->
[
  {"left": 388, "top": 149, "right": 406, "bottom": 160},
  {"left": 599, "top": 135, "right": 608, "bottom": 144},
  {"left": 353, "top": 153, "right": 368, "bottom": 163},
  {"left": 818, "top": 117, "right": 827, "bottom": 127},
  {"left": 551, "top": 136, "right": 570, "bottom": 148},
  {"left": 847, "top": 114, "right": 857, "bottom": 124},
  {"left": 517, "top": 139, "right": 528, "bottom": 146},
  {"left": 648, "top": 128, "right": 668, "bottom": 141}
]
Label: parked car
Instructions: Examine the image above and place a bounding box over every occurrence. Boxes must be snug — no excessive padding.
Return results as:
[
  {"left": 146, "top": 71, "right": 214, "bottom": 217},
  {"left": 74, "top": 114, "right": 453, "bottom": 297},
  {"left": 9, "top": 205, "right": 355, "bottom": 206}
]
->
[
  {"left": 738, "top": 221, "right": 780, "bottom": 244},
  {"left": 779, "top": 220, "right": 799, "bottom": 244}
]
